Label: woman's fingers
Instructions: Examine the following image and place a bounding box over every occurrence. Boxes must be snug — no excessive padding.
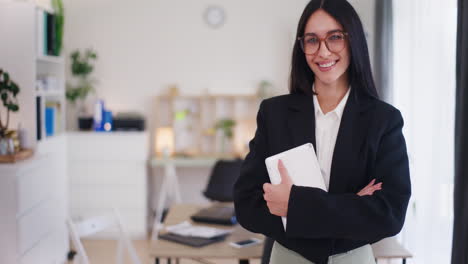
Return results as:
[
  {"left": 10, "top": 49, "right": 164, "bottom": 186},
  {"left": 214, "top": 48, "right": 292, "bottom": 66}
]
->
[
  {"left": 365, "top": 179, "right": 376, "bottom": 188},
  {"left": 357, "top": 180, "right": 383, "bottom": 196}
]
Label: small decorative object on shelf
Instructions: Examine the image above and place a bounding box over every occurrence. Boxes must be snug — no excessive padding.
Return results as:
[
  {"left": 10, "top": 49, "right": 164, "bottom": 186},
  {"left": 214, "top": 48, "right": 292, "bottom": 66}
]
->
[
  {"left": 257, "top": 80, "right": 274, "bottom": 100},
  {"left": 66, "top": 48, "right": 98, "bottom": 130},
  {"left": 168, "top": 84, "right": 180, "bottom": 97},
  {"left": 0, "top": 70, "right": 33, "bottom": 162},
  {"left": 215, "top": 118, "right": 236, "bottom": 155},
  {"left": 0, "top": 69, "right": 20, "bottom": 155}
]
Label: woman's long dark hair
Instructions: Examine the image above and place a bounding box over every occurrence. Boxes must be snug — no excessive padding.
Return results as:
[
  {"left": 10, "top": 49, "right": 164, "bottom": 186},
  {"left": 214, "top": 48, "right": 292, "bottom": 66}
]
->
[{"left": 289, "top": 0, "right": 379, "bottom": 99}]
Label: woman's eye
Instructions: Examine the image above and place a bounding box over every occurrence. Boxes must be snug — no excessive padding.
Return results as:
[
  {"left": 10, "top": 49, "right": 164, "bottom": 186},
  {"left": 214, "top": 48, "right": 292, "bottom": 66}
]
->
[
  {"left": 306, "top": 37, "right": 319, "bottom": 44},
  {"left": 329, "top": 34, "right": 344, "bottom": 41}
]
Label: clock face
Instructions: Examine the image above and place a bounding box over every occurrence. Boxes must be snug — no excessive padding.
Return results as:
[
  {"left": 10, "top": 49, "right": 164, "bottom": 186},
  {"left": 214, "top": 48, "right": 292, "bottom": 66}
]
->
[{"left": 204, "top": 6, "right": 225, "bottom": 28}]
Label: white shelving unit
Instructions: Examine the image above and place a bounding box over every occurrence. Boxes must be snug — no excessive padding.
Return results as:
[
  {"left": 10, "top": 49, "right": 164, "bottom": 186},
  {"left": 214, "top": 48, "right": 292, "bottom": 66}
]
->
[{"left": 0, "top": 1, "right": 69, "bottom": 263}]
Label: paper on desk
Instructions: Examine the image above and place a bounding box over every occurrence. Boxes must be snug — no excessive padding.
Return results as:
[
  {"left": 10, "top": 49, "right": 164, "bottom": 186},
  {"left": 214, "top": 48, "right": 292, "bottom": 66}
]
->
[{"left": 165, "top": 221, "right": 233, "bottom": 239}]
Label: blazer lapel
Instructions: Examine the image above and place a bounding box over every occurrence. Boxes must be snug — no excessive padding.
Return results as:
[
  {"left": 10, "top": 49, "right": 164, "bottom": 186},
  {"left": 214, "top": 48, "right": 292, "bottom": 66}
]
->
[
  {"left": 328, "top": 89, "right": 374, "bottom": 193},
  {"left": 286, "top": 94, "right": 316, "bottom": 150}
]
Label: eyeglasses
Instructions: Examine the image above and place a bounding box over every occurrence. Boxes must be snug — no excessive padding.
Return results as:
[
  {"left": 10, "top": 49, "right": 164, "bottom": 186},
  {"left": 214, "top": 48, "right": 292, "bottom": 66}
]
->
[{"left": 298, "top": 30, "right": 348, "bottom": 55}]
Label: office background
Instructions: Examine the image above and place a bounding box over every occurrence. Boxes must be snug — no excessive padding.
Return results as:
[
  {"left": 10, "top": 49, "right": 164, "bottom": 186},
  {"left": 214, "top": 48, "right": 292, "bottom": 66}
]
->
[{"left": 0, "top": 0, "right": 465, "bottom": 263}]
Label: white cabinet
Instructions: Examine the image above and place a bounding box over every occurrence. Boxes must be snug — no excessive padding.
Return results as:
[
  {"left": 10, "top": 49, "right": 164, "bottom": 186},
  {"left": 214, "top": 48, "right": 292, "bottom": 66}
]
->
[
  {"left": 67, "top": 132, "right": 149, "bottom": 238},
  {"left": 0, "top": 135, "right": 68, "bottom": 264}
]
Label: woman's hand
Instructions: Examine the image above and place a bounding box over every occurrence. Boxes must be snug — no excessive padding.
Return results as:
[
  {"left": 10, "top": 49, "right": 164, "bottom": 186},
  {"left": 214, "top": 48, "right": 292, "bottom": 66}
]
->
[
  {"left": 263, "top": 160, "right": 383, "bottom": 217},
  {"left": 357, "top": 179, "right": 382, "bottom": 196},
  {"left": 263, "top": 159, "right": 292, "bottom": 217}
]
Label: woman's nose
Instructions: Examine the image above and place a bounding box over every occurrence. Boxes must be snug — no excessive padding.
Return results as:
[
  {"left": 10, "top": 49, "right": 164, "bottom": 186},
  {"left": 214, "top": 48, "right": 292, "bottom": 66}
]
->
[{"left": 317, "top": 40, "right": 332, "bottom": 58}]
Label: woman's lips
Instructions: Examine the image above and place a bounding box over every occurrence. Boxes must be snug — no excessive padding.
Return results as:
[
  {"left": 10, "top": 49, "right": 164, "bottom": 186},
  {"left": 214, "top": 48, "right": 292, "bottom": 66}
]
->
[{"left": 316, "top": 60, "right": 338, "bottom": 72}]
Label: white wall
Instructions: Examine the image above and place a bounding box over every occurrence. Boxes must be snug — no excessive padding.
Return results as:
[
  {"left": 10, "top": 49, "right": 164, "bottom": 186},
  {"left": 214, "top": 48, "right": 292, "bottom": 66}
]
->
[
  {"left": 63, "top": 0, "right": 309, "bottom": 117},
  {"left": 63, "top": 0, "right": 376, "bottom": 205},
  {"left": 63, "top": 0, "right": 375, "bottom": 120}
]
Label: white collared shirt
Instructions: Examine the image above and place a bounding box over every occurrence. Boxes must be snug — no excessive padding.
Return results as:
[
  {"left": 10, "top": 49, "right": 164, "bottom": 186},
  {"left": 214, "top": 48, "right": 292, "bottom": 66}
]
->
[{"left": 313, "top": 87, "right": 351, "bottom": 190}]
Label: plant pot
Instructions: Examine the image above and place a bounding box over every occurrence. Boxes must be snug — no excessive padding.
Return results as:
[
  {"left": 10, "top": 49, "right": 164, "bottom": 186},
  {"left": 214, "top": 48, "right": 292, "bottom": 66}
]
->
[{"left": 78, "top": 116, "right": 93, "bottom": 131}]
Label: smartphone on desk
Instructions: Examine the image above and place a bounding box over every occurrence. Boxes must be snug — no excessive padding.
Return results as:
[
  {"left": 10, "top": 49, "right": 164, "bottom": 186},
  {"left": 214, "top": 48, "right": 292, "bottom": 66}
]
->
[{"left": 229, "top": 238, "right": 262, "bottom": 248}]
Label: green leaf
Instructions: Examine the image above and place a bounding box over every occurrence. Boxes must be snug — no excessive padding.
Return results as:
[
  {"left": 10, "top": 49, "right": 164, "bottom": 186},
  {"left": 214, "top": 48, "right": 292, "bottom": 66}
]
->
[
  {"left": 10, "top": 82, "right": 19, "bottom": 96},
  {"left": 10, "top": 104, "right": 19, "bottom": 112}
]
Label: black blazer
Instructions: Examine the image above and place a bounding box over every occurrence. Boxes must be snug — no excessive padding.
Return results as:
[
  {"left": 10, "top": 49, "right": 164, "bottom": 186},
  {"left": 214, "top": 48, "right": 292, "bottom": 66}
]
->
[{"left": 233, "top": 88, "right": 411, "bottom": 264}]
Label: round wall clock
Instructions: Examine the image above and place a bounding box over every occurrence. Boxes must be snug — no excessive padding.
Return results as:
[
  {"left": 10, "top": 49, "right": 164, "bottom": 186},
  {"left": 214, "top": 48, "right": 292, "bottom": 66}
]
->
[{"left": 204, "top": 6, "right": 225, "bottom": 29}]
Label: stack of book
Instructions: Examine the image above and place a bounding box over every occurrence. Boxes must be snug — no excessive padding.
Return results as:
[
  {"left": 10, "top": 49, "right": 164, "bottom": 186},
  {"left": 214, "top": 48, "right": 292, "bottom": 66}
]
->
[{"left": 36, "top": 9, "right": 60, "bottom": 56}]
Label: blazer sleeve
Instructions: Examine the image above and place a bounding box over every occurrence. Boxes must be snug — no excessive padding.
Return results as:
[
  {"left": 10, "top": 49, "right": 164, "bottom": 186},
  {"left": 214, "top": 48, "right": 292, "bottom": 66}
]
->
[
  {"left": 233, "top": 101, "right": 285, "bottom": 239},
  {"left": 285, "top": 109, "right": 411, "bottom": 241}
]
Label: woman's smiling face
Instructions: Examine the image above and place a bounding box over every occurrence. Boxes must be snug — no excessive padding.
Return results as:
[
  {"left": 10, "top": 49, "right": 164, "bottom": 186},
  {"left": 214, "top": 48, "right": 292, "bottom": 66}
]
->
[{"left": 303, "top": 9, "right": 351, "bottom": 86}]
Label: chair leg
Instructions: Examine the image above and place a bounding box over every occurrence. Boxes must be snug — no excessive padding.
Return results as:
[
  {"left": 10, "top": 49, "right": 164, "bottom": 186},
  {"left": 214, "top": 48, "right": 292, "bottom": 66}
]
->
[
  {"left": 239, "top": 259, "right": 249, "bottom": 264},
  {"left": 155, "top": 258, "right": 160, "bottom": 264}
]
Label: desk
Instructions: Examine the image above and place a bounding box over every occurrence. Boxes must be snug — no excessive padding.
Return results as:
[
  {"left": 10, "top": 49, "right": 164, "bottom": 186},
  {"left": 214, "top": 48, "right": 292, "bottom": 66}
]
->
[
  {"left": 149, "top": 204, "right": 263, "bottom": 264},
  {"left": 372, "top": 237, "right": 412, "bottom": 264}
]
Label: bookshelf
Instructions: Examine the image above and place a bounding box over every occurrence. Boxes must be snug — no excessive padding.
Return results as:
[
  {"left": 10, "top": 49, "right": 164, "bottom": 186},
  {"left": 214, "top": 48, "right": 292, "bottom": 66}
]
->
[
  {"left": 0, "top": 1, "right": 66, "bottom": 150},
  {"left": 0, "top": 2, "right": 69, "bottom": 264},
  {"left": 155, "top": 94, "right": 261, "bottom": 158}
]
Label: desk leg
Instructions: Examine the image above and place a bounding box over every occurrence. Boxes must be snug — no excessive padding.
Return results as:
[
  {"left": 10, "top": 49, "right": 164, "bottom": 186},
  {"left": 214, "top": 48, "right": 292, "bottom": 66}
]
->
[
  {"left": 403, "top": 259, "right": 406, "bottom": 264},
  {"left": 168, "top": 259, "right": 172, "bottom": 264},
  {"left": 239, "top": 259, "right": 249, "bottom": 264},
  {"left": 155, "top": 258, "right": 159, "bottom": 264}
]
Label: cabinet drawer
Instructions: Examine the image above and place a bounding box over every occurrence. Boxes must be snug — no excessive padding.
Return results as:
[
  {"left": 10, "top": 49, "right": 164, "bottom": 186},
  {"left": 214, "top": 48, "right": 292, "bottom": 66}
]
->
[
  {"left": 68, "top": 160, "right": 146, "bottom": 186},
  {"left": 16, "top": 158, "right": 53, "bottom": 216},
  {"left": 17, "top": 199, "right": 57, "bottom": 255},
  {"left": 20, "top": 228, "right": 67, "bottom": 264},
  {"left": 67, "top": 132, "right": 148, "bottom": 161}
]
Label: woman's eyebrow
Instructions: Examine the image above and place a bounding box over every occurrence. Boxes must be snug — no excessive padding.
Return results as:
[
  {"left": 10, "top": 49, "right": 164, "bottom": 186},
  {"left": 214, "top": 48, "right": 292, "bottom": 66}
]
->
[{"left": 304, "top": 29, "right": 343, "bottom": 36}]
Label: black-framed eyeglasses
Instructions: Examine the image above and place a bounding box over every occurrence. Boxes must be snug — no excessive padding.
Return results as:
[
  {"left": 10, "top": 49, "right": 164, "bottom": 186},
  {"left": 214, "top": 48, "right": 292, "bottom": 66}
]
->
[{"left": 298, "top": 30, "right": 348, "bottom": 55}]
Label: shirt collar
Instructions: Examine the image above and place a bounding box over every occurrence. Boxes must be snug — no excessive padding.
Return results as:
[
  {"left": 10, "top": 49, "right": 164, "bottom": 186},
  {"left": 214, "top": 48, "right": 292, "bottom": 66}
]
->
[{"left": 312, "top": 84, "right": 351, "bottom": 119}]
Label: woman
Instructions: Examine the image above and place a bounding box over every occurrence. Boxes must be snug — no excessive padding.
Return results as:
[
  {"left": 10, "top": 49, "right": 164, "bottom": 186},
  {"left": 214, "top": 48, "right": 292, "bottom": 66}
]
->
[{"left": 233, "top": 0, "right": 411, "bottom": 264}]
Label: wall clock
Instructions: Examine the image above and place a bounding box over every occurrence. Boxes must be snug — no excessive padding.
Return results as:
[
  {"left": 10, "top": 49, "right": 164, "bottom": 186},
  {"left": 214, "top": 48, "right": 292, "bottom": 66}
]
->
[{"left": 204, "top": 6, "right": 225, "bottom": 29}]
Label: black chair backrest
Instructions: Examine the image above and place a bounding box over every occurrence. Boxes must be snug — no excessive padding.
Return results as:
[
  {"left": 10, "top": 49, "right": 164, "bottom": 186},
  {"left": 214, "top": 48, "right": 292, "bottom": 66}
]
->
[{"left": 203, "top": 159, "right": 243, "bottom": 202}]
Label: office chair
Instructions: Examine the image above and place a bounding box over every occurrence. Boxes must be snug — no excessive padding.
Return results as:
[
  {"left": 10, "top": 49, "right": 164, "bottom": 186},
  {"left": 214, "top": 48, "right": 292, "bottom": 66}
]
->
[{"left": 203, "top": 158, "right": 243, "bottom": 202}]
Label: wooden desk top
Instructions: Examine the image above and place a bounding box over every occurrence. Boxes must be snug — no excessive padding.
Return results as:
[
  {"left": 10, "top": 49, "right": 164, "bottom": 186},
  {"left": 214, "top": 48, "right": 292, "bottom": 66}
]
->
[
  {"left": 149, "top": 204, "right": 412, "bottom": 260},
  {"left": 149, "top": 204, "right": 263, "bottom": 259},
  {"left": 372, "top": 237, "right": 412, "bottom": 259}
]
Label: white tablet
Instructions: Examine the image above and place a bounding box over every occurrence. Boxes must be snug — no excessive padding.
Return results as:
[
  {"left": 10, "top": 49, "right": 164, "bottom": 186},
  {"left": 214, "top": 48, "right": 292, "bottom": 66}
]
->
[{"left": 265, "top": 143, "right": 327, "bottom": 229}]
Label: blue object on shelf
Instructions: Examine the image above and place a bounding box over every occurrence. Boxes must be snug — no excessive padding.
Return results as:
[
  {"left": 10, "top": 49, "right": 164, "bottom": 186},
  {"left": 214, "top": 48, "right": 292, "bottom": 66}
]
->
[
  {"left": 45, "top": 107, "right": 55, "bottom": 137},
  {"left": 93, "top": 100, "right": 105, "bottom": 131},
  {"left": 103, "top": 110, "right": 113, "bottom": 132}
]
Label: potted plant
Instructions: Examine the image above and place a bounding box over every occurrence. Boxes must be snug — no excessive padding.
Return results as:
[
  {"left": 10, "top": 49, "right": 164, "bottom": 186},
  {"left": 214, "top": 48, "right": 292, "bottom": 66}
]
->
[
  {"left": 0, "top": 69, "right": 20, "bottom": 155},
  {"left": 52, "top": 0, "right": 64, "bottom": 56},
  {"left": 215, "top": 118, "right": 236, "bottom": 155},
  {"left": 66, "top": 48, "right": 98, "bottom": 130}
]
